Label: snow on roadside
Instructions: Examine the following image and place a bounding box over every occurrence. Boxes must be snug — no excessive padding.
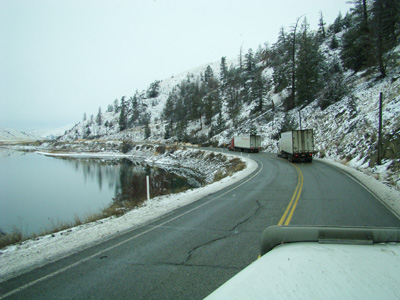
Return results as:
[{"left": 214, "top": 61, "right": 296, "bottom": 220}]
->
[{"left": 0, "top": 153, "right": 257, "bottom": 283}]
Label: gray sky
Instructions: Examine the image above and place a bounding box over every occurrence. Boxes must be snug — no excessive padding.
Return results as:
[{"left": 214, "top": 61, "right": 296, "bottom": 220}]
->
[{"left": 0, "top": 0, "right": 352, "bottom": 131}]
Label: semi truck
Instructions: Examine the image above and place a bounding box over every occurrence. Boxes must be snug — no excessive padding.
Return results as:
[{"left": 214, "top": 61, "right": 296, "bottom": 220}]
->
[
  {"left": 228, "top": 135, "right": 261, "bottom": 153},
  {"left": 278, "top": 129, "right": 314, "bottom": 162}
]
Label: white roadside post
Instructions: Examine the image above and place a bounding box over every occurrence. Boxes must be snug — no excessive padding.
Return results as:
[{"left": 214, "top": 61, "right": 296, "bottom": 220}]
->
[{"left": 146, "top": 176, "right": 150, "bottom": 201}]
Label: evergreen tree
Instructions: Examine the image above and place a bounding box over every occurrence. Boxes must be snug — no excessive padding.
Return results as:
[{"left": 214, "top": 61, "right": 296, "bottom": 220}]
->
[
  {"left": 163, "top": 93, "right": 175, "bottom": 124},
  {"left": 319, "top": 55, "right": 348, "bottom": 110},
  {"left": 119, "top": 97, "right": 127, "bottom": 131},
  {"left": 129, "top": 93, "right": 140, "bottom": 126},
  {"left": 96, "top": 107, "right": 102, "bottom": 126},
  {"left": 146, "top": 80, "right": 161, "bottom": 98},
  {"left": 318, "top": 11, "right": 326, "bottom": 41},
  {"left": 238, "top": 46, "right": 243, "bottom": 71},
  {"left": 296, "top": 18, "right": 323, "bottom": 106},
  {"left": 114, "top": 99, "right": 119, "bottom": 113},
  {"left": 271, "top": 27, "right": 291, "bottom": 93},
  {"left": 370, "top": 0, "right": 400, "bottom": 77},
  {"left": 287, "top": 17, "right": 302, "bottom": 111},
  {"left": 204, "top": 93, "right": 215, "bottom": 126},
  {"left": 204, "top": 65, "right": 214, "bottom": 83},
  {"left": 330, "top": 33, "right": 339, "bottom": 49},
  {"left": 244, "top": 48, "right": 256, "bottom": 103},
  {"left": 245, "top": 48, "right": 256, "bottom": 79},
  {"left": 220, "top": 56, "right": 228, "bottom": 89},
  {"left": 164, "top": 123, "right": 172, "bottom": 139},
  {"left": 333, "top": 12, "right": 344, "bottom": 33},
  {"left": 226, "top": 83, "right": 241, "bottom": 127},
  {"left": 252, "top": 68, "right": 269, "bottom": 112},
  {"left": 341, "top": 0, "right": 372, "bottom": 72},
  {"left": 144, "top": 120, "right": 151, "bottom": 139}
]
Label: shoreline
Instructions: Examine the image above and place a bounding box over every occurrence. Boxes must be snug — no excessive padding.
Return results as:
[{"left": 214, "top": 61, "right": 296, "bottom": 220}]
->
[{"left": 0, "top": 149, "right": 258, "bottom": 282}]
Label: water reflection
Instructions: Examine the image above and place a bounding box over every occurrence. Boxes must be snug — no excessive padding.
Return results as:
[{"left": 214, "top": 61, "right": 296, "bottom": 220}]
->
[
  {"left": 114, "top": 158, "right": 199, "bottom": 207},
  {"left": 0, "top": 151, "right": 199, "bottom": 237}
]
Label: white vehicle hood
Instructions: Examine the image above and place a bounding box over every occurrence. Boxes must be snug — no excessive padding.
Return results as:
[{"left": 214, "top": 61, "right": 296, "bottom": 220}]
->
[{"left": 206, "top": 242, "right": 400, "bottom": 300}]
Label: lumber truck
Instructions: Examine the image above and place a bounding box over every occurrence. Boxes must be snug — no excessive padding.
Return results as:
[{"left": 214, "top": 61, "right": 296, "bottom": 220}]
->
[
  {"left": 228, "top": 135, "right": 261, "bottom": 153},
  {"left": 278, "top": 129, "right": 314, "bottom": 162}
]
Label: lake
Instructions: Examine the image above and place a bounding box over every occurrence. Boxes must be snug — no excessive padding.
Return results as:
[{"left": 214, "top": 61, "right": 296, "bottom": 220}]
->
[{"left": 0, "top": 149, "right": 196, "bottom": 237}]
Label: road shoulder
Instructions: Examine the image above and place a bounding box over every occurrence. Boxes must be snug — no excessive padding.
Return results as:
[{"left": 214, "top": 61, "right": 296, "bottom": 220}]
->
[{"left": 317, "top": 158, "right": 400, "bottom": 220}]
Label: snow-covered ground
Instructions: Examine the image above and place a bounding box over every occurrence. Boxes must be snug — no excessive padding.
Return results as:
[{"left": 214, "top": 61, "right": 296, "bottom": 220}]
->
[
  {"left": 1, "top": 152, "right": 400, "bottom": 283},
  {"left": 0, "top": 128, "right": 40, "bottom": 142}
]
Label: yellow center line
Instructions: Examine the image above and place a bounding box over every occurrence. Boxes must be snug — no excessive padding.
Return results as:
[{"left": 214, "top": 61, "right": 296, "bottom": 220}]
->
[{"left": 278, "top": 164, "right": 303, "bottom": 226}]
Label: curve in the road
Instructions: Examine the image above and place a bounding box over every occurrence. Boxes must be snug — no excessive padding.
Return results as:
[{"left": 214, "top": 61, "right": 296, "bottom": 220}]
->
[{"left": 2, "top": 152, "right": 400, "bottom": 300}]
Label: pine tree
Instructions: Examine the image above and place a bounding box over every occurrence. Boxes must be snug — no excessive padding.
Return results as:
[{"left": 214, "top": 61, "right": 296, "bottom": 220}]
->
[
  {"left": 341, "top": 0, "right": 372, "bottom": 72},
  {"left": 271, "top": 27, "right": 291, "bottom": 93},
  {"left": 114, "top": 99, "right": 119, "bottom": 113},
  {"left": 287, "top": 16, "right": 302, "bottom": 111},
  {"left": 204, "top": 93, "right": 215, "bottom": 126},
  {"left": 164, "top": 123, "right": 172, "bottom": 139},
  {"left": 333, "top": 12, "right": 344, "bottom": 33},
  {"left": 330, "top": 33, "right": 339, "bottom": 49},
  {"left": 146, "top": 80, "right": 161, "bottom": 98},
  {"left": 144, "top": 120, "right": 151, "bottom": 139},
  {"left": 129, "top": 93, "right": 140, "bottom": 126},
  {"left": 238, "top": 46, "right": 243, "bottom": 71},
  {"left": 245, "top": 48, "right": 256, "bottom": 79},
  {"left": 220, "top": 56, "right": 228, "bottom": 87},
  {"left": 318, "top": 11, "right": 326, "bottom": 41},
  {"left": 119, "top": 97, "right": 127, "bottom": 131},
  {"left": 319, "top": 55, "right": 348, "bottom": 110},
  {"left": 204, "top": 65, "right": 214, "bottom": 83},
  {"left": 252, "top": 68, "right": 269, "bottom": 112},
  {"left": 370, "top": 0, "right": 400, "bottom": 77},
  {"left": 296, "top": 18, "right": 323, "bottom": 106},
  {"left": 96, "top": 107, "right": 102, "bottom": 125}
]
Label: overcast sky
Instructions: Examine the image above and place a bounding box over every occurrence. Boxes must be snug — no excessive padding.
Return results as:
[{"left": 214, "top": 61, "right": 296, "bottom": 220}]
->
[{"left": 0, "top": 0, "right": 353, "bottom": 131}]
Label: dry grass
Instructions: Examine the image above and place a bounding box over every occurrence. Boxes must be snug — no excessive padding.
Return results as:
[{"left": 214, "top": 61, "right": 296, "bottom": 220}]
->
[
  {"left": 0, "top": 229, "right": 23, "bottom": 249},
  {"left": 213, "top": 170, "right": 226, "bottom": 182}
]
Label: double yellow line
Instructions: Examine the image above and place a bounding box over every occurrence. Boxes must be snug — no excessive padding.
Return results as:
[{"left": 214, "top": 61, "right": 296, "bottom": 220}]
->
[{"left": 278, "top": 164, "right": 304, "bottom": 225}]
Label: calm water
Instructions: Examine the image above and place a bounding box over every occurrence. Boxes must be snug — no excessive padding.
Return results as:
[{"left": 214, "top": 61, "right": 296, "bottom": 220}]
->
[{"left": 0, "top": 149, "right": 196, "bottom": 236}]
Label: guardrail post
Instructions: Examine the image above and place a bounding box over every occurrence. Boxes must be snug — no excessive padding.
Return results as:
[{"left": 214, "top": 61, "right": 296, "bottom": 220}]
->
[{"left": 146, "top": 175, "right": 150, "bottom": 201}]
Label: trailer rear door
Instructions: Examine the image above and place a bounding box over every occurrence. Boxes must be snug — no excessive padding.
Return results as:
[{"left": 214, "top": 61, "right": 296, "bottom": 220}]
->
[{"left": 293, "top": 130, "right": 313, "bottom": 153}]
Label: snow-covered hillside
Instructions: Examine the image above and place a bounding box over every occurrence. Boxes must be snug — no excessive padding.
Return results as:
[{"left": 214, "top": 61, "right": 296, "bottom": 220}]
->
[
  {"left": 0, "top": 128, "right": 40, "bottom": 142},
  {"left": 57, "top": 29, "right": 399, "bottom": 189},
  {"left": 60, "top": 59, "right": 229, "bottom": 142},
  {"left": 30, "top": 124, "right": 74, "bottom": 140}
]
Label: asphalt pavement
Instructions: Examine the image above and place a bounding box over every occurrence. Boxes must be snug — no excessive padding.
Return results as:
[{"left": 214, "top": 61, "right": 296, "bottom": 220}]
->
[{"left": 1, "top": 152, "right": 400, "bottom": 299}]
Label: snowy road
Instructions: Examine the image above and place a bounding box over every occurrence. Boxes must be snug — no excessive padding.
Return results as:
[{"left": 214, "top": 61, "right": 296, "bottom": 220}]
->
[{"left": 1, "top": 152, "right": 400, "bottom": 299}]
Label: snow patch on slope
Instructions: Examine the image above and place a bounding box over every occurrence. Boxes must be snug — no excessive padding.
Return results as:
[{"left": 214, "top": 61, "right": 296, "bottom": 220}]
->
[{"left": 0, "top": 128, "right": 40, "bottom": 142}]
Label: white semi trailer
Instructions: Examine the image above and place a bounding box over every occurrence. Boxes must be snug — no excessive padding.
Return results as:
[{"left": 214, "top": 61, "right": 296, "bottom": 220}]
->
[
  {"left": 228, "top": 135, "right": 261, "bottom": 153},
  {"left": 278, "top": 129, "right": 314, "bottom": 162}
]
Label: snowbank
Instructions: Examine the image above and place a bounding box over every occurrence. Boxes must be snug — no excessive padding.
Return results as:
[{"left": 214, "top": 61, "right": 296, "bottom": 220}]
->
[{"left": 0, "top": 154, "right": 258, "bottom": 282}]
